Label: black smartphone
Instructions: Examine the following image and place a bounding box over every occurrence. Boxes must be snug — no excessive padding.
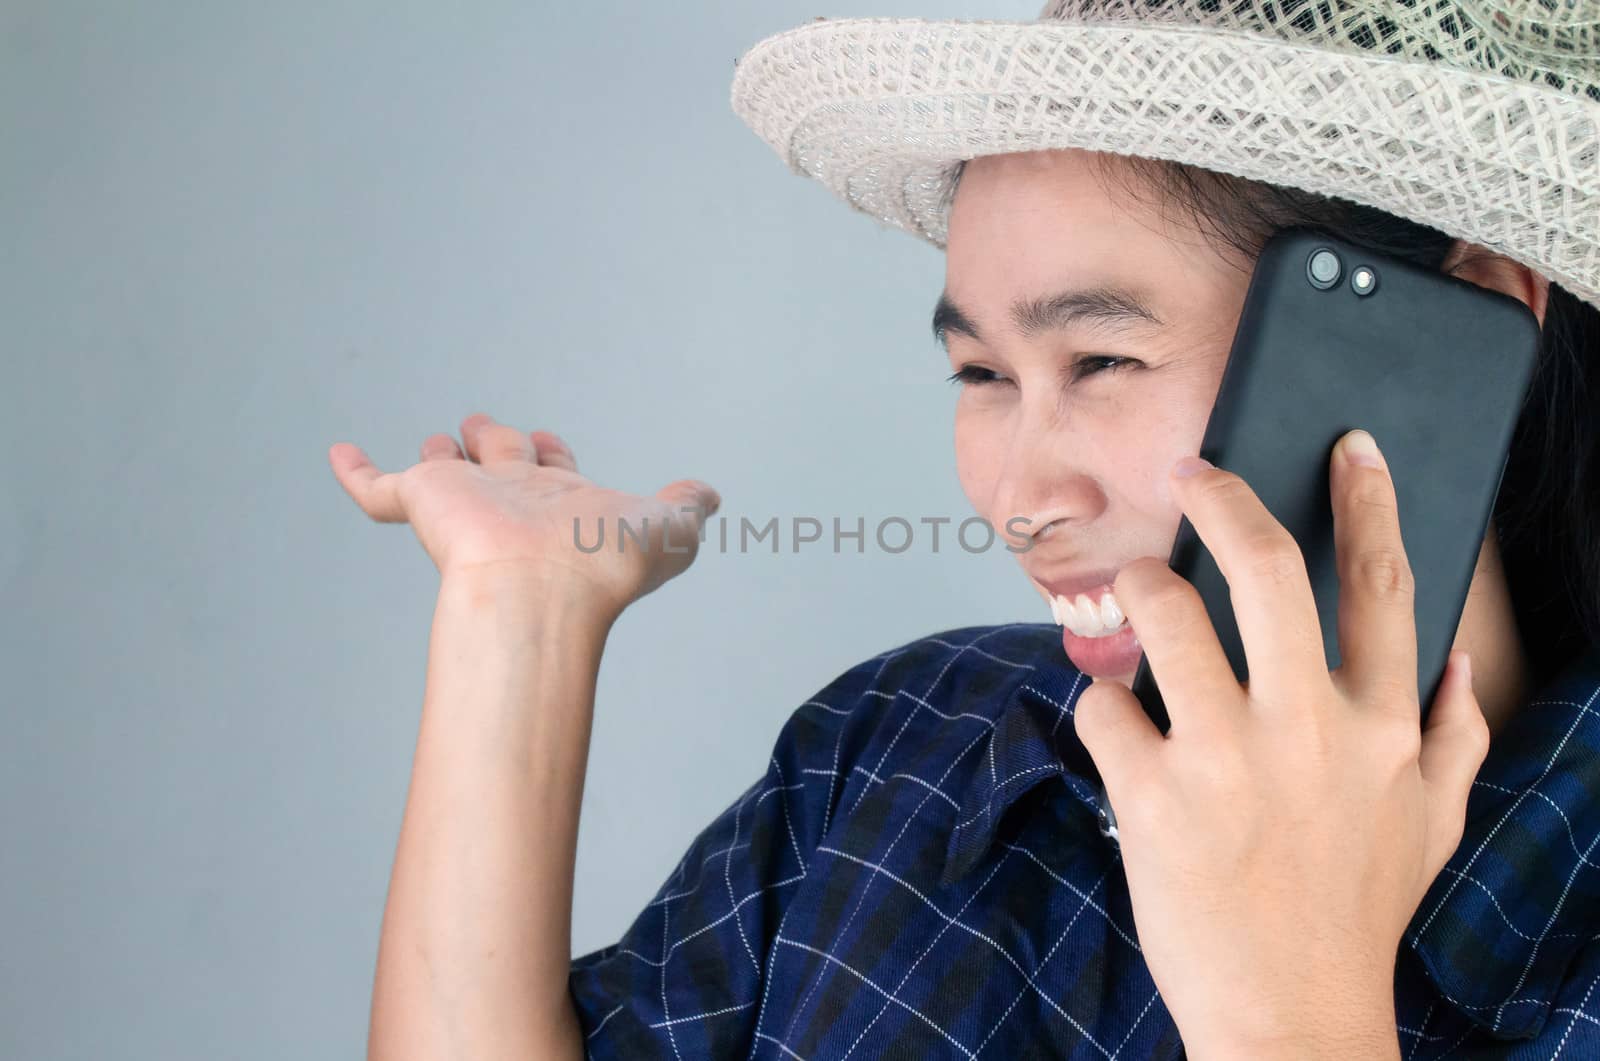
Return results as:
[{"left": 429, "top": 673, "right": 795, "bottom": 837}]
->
[{"left": 1094, "top": 225, "right": 1541, "bottom": 840}]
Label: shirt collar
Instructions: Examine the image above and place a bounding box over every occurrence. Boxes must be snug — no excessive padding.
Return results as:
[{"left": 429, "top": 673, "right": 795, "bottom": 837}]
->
[
  {"left": 938, "top": 626, "right": 1600, "bottom": 1041},
  {"left": 939, "top": 627, "right": 1097, "bottom": 888}
]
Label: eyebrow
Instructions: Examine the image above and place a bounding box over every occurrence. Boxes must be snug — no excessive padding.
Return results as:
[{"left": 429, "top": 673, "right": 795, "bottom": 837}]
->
[{"left": 931, "top": 285, "right": 1166, "bottom": 350}]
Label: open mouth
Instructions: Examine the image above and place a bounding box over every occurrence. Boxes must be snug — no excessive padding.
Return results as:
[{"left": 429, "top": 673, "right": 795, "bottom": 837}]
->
[{"left": 1047, "top": 589, "right": 1129, "bottom": 639}]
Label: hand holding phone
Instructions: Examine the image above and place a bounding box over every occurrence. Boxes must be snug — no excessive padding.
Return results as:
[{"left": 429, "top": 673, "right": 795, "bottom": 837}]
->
[
  {"left": 1072, "top": 427, "right": 1494, "bottom": 1047},
  {"left": 1093, "top": 225, "right": 1540, "bottom": 841}
]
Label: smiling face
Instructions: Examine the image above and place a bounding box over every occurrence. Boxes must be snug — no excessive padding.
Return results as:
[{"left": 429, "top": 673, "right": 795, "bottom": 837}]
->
[{"left": 941, "top": 148, "right": 1256, "bottom": 682}]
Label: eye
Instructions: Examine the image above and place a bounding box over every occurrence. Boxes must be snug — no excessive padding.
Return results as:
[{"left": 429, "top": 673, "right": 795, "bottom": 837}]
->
[
  {"left": 1071, "top": 355, "right": 1134, "bottom": 380},
  {"left": 946, "top": 364, "right": 1009, "bottom": 387},
  {"left": 946, "top": 356, "right": 1137, "bottom": 388}
]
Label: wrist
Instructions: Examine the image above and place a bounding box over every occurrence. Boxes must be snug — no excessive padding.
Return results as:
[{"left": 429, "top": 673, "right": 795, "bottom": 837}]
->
[
  {"left": 1188, "top": 1010, "right": 1400, "bottom": 1061},
  {"left": 440, "top": 559, "right": 623, "bottom": 632}
]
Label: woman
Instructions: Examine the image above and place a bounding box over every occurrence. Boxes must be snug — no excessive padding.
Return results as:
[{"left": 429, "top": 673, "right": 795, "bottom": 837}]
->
[{"left": 336, "top": 2, "right": 1600, "bottom": 1057}]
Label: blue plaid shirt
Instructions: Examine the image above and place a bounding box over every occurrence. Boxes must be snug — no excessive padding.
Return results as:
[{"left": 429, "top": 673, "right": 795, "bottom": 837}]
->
[{"left": 569, "top": 622, "right": 1600, "bottom": 1058}]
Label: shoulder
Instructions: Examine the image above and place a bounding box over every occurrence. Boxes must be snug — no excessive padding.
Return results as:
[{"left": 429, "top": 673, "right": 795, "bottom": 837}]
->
[
  {"left": 792, "top": 621, "right": 1059, "bottom": 720},
  {"left": 771, "top": 622, "right": 1063, "bottom": 778}
]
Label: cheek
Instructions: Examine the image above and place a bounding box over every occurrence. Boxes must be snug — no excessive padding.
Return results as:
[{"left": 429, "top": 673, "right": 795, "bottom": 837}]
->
[
  {"left": 1079, "top": 419, "right": 1168, "bottom": 507},
  {"left": 1083, "top": 400, "right": 1204, "bottom": 518},
  {"left": 1128, "top": 421, "right": 1208, "bottom": 524},
  {"left": 952, "top": 402, "right": 1003, "bottom": 515}
]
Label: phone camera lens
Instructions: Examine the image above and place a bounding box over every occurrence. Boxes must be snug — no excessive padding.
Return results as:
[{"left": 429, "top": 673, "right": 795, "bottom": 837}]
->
[
  {"left": 1306, "top": 248, "right": 1342, "bottom": 289},
  {"left": 1351, "top": 266, "right": 1378, "bottom": 296}
]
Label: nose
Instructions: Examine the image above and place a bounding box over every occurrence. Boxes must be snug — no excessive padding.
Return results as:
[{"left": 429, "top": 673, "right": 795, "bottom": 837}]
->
[
  {"left": 1002, "top": 474, "right": 1105, "bottom": 549},
  {"left": 992, "top": 405, "right": 1107, "bottom": 549}
]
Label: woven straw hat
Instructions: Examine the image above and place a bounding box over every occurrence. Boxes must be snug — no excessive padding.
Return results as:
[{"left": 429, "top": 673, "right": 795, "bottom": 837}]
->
[{"left": 730, "top": 0, "right": 1600, "bottom": 312}]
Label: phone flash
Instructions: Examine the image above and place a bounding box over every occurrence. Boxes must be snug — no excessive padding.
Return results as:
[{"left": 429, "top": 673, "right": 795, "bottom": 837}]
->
[{"left": 1352, "top": 266, "right": 1378, "bottom": 295}]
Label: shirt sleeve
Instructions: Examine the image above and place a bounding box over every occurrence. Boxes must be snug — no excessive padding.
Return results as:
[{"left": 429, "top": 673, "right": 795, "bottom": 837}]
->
[
  {"left": 1516, "top": 935, "right": 1600, "bottom": 1055},
  {"left": 567, "top": 653, "right": 878, "bottom": 1058}
]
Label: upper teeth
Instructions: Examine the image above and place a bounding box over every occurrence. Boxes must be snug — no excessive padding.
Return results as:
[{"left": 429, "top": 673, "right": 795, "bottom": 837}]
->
[{"left": 1049, "top": 591, "right": 1126, "bottom": 638}]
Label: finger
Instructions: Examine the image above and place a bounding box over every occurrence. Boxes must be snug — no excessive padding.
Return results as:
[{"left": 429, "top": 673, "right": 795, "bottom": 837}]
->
[
  {"left": 459, "top": 412, "right": 493, "bottom": 461},
  {"left": 1419, "top": 651, "right": 1490, "bottom": 870},
  {"left": 532, "top": 430, "right": 578, "bottom": 473},
  {"left": 1072, "top": 676, "right": 1163, "bottom": 806},
  {"left": 656, "top": 478, "right": 721, "bottom": 526},
  {"left": 328, "top": 442, "right": 406, "bottom": 523},
  {"left": 1328, "top": 429, "right": 1420, "bottom": 712},
  {"left": 1113, "top": 555, "right": 1243, "bottom": 739},
  {"left": 461, "top": 413, "right": 536, "bottom": 464},
  {"left": 420, "top": 433, "right": 465, "bottom": 462},
  {"left": 631, "top": 480, "right": 720, "bottom": 589},
  {"left": 1169, "top": 458, "right": 1326, "bottom": 707}
]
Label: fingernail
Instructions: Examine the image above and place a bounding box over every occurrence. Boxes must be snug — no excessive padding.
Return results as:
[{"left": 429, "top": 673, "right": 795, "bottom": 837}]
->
[
  {"left": 1172, "top": 455, "right": 1212, "bottom": 478},
  {"left": 1459, "top": 650, "right": 1473, "bottom": 684},
  {"left": 1342, "top": 429, "right": 1385, "bottom": 468}
]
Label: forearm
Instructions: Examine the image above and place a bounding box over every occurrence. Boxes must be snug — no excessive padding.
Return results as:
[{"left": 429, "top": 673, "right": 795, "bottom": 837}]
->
[
  {"left": 1190, "top": 1033, "right": 1400, "bottom": 1061},
  {"left": 367, "top": 567, "right": 613, "bottom": 1061},
  {"left": 1185, "top": 995, "right": 1401, "bottom": 1061}
]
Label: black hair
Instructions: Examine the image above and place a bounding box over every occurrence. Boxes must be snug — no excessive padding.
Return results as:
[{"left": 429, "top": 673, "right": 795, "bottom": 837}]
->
[{"left": 944, "top": 152, "right": 1600, "bottom": 689}]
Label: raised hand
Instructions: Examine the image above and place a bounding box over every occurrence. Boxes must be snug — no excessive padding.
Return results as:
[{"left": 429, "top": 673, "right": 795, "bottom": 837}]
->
[{"left": 328, "top": 411, "right": 720, "bottom": 620}]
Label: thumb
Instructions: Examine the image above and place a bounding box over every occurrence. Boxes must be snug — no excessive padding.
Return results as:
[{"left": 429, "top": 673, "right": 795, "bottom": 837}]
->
[
  {"left": 655, "top": 478, "right": 720, "bottom": 531},
  {"left": 1073, "top": 677, "right": 1160, "bottom": 801},
  {"left": 1419, "top": 650, "right": 1492, "bottom": 866}
]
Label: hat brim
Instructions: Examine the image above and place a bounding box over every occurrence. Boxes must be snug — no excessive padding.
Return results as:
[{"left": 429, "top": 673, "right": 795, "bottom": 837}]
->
[{"left": 731, "top": 16, "right": 1600, "bottom": 311}]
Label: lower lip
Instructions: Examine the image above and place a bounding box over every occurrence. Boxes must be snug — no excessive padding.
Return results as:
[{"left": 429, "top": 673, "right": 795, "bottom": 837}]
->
[{"left": 1061, "top": 621, "right": 1144, "bottom": 679}]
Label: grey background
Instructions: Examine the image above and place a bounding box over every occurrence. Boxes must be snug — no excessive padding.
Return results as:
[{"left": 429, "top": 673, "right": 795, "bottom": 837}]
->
[{"left": 1, "top": 2, "right": 1044, "bottom": 1057}]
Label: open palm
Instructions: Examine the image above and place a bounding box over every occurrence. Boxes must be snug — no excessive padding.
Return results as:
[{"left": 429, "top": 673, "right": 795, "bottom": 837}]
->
[{"left": 328, "top": 411, "right": 720, "bottom": 619}]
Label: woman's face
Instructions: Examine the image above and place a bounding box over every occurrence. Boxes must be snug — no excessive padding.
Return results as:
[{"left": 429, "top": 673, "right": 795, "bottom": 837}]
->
[{"left": 943, "top": 148, "right": 1255, "bottom": 683}]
